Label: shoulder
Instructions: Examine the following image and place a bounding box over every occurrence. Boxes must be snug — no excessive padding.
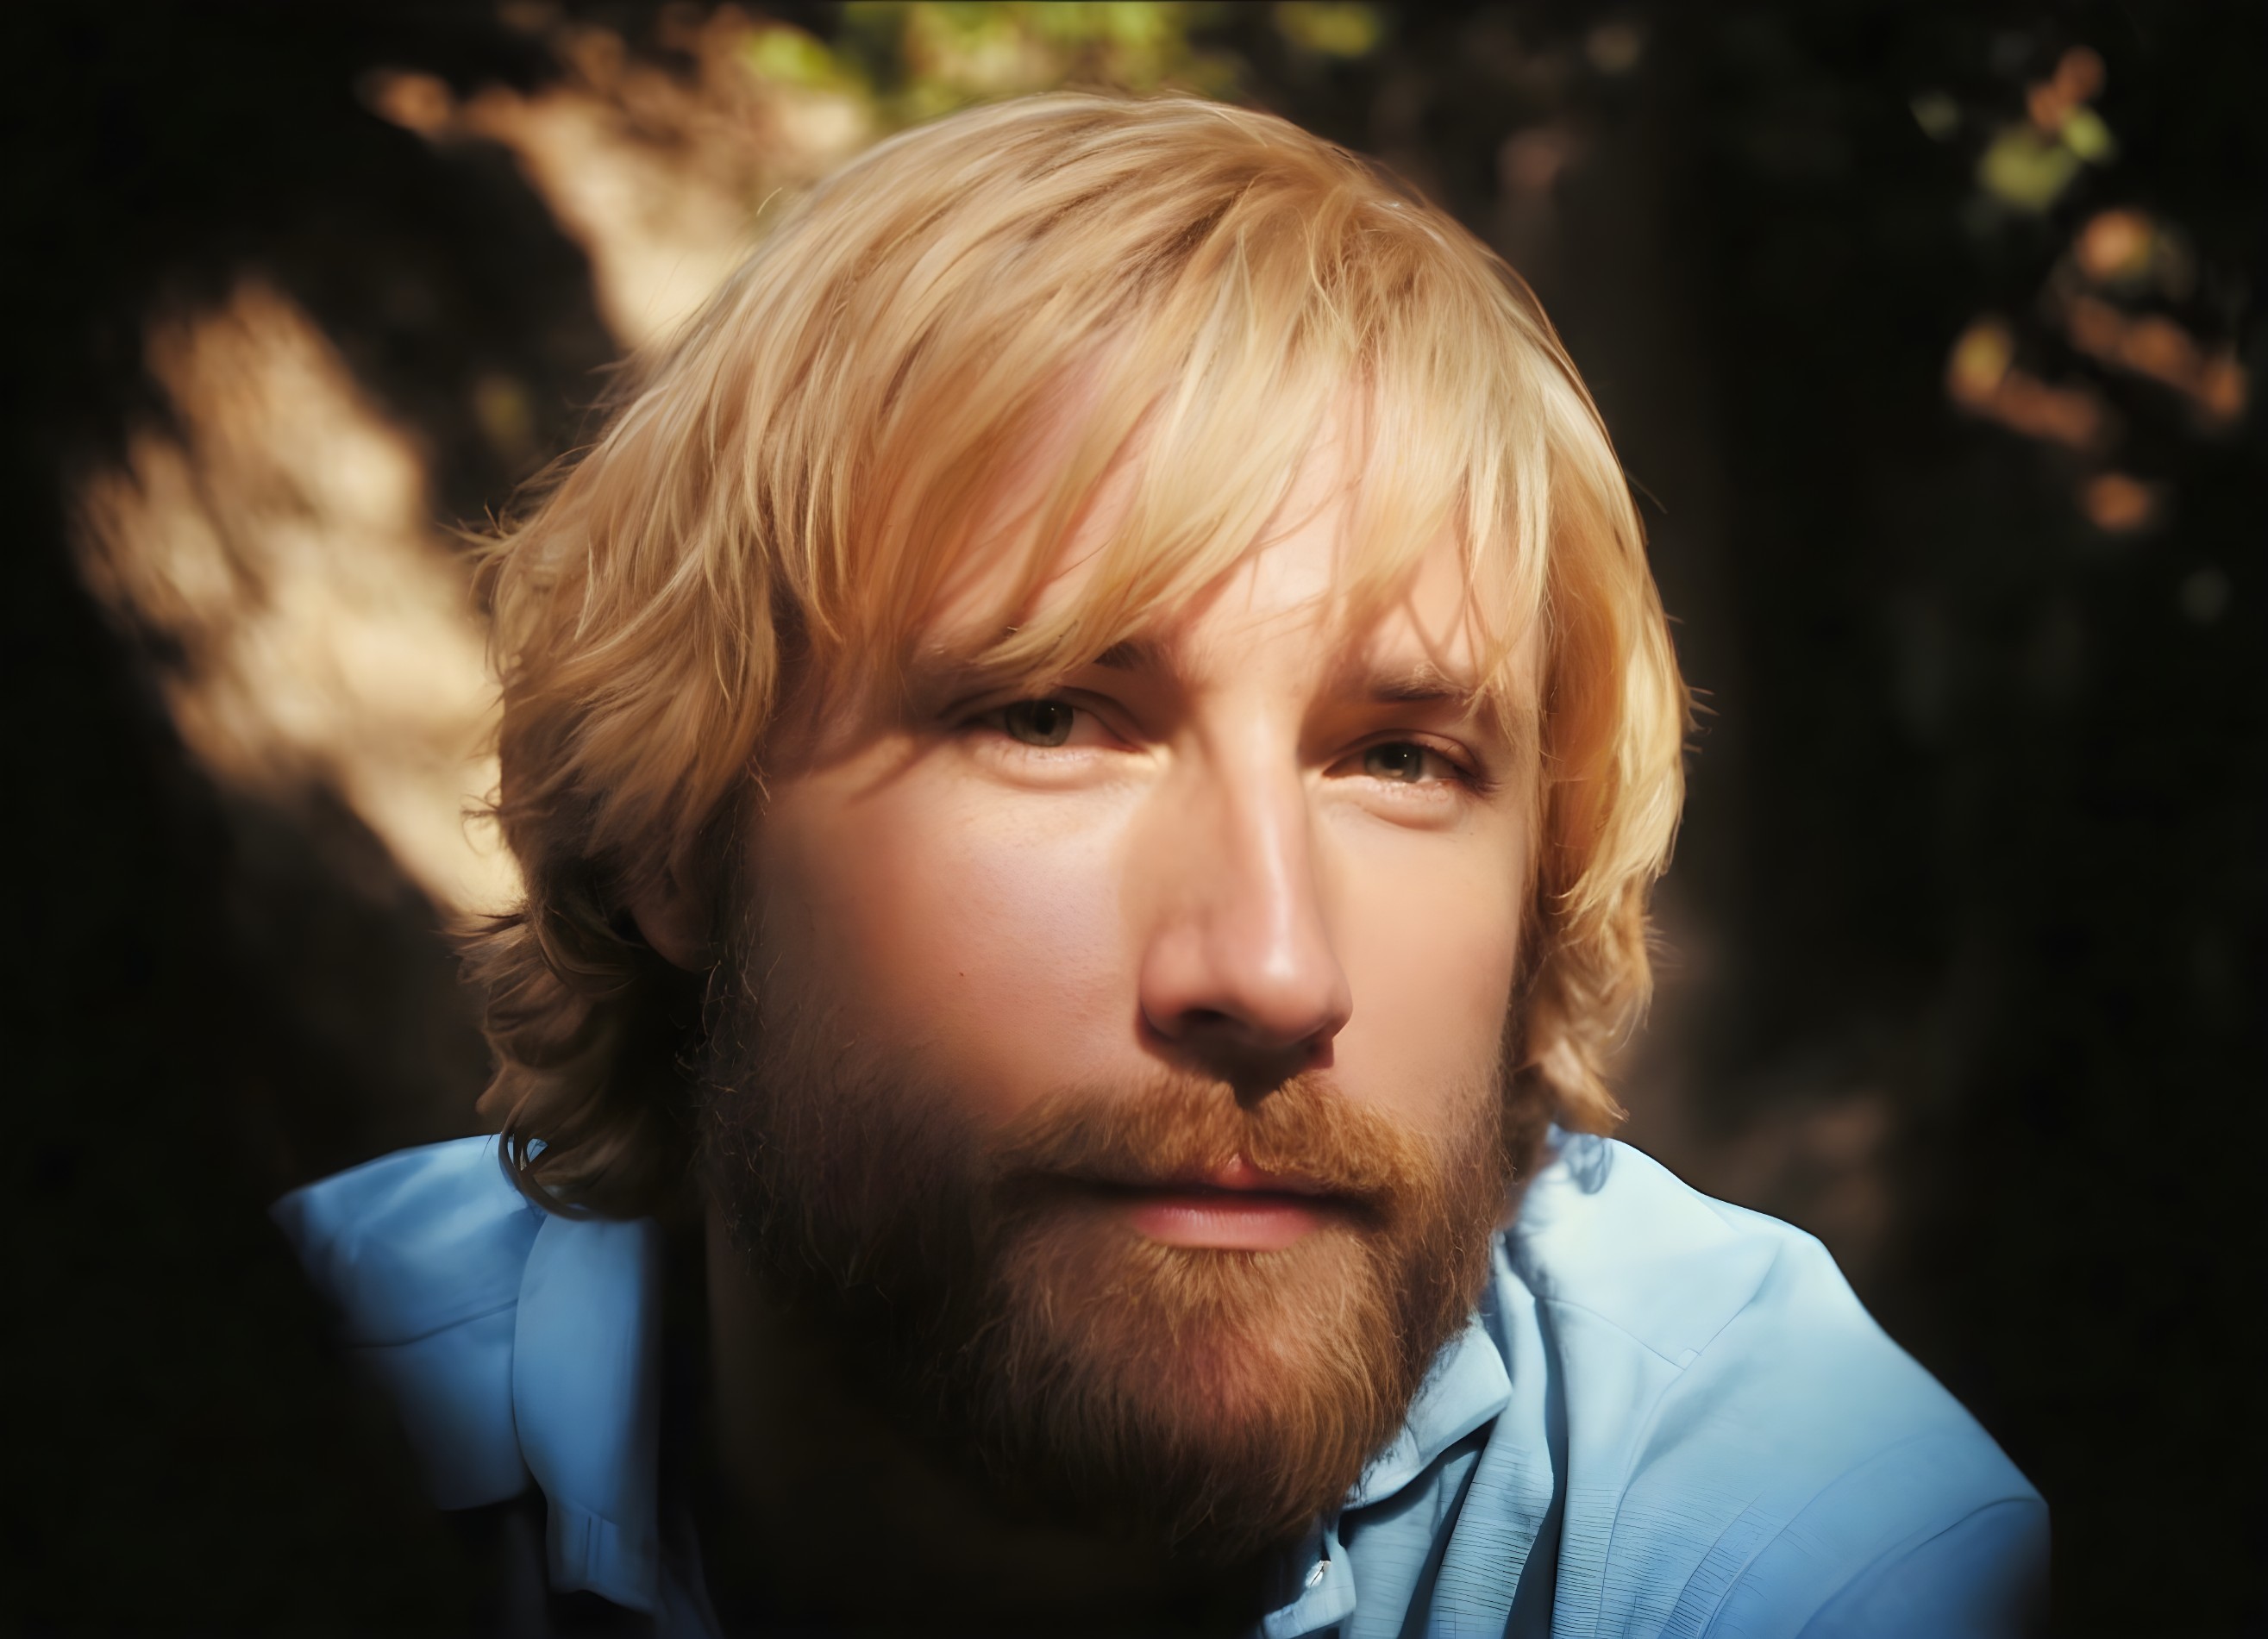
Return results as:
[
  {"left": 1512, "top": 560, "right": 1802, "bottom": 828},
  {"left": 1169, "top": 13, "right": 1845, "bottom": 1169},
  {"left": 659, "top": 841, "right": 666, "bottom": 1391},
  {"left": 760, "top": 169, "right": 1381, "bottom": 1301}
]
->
[
  {"left": 272, "top": 1137, "right": 549, "bottom": 1507},
  {"left": 273, "top": 1135, "right": 548, "bottom": 1349},
  {"left": 1497, "top": 1136, "right": 2046, "bottom": 1636},
  {"left": 273, "top": 1138, "right": 672, "bottom": 1612}
]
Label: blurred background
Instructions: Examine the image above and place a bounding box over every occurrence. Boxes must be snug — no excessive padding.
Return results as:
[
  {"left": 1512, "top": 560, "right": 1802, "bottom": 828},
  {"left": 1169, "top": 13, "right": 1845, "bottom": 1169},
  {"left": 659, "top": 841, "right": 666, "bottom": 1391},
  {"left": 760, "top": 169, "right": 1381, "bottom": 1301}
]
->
[{"left": 4, "top": 2, "right": 2260, "bottom": 1630}]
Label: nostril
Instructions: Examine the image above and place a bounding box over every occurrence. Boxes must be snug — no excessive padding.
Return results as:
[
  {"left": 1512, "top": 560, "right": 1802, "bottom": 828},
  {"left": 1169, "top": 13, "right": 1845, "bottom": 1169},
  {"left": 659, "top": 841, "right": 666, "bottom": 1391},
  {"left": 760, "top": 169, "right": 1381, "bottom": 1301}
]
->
[
  {"left": 1142, "top": 1006, "right": 1338, "bottom": 1098},
  {"left": 1166, "top": 1005, "right": 1313, "bottom": 1053}
]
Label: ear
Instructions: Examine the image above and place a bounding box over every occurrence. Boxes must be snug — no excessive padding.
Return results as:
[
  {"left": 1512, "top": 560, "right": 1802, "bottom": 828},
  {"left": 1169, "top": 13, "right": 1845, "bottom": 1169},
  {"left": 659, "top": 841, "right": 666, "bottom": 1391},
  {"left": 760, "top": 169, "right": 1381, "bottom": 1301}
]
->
[{"left": 626, "top": 869, "right": 712, "bottom": 972}]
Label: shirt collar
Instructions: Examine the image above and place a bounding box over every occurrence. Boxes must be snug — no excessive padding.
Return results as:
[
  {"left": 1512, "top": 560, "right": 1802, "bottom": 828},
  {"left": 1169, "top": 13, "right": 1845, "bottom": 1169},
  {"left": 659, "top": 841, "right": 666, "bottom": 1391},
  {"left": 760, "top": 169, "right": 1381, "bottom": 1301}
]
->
[
  {"left": 511, "top": 1210, "right": 667, "bottom": 1614},
  {"left": 1256, "top": 1304, "right": 1513, "bottom": 1638},
  {"left": 1345, "top": 1307, "right": 1513, "bottom": 1509}
]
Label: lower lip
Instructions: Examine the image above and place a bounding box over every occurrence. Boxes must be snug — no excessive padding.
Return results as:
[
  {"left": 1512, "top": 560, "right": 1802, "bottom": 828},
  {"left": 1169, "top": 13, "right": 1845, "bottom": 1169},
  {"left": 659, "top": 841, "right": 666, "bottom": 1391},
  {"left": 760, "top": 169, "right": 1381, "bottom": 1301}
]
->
[{"left": 1121, "top": 1191, "right": 1331, "bottom": 1251}]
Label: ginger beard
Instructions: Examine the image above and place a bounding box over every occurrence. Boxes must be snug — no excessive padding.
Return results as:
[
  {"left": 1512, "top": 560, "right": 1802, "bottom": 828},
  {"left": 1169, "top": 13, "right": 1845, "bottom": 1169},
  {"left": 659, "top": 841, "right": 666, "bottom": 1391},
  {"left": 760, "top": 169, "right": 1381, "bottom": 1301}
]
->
[{"left": 699, "top": 935, "right": 1523, "bottom": 1566}]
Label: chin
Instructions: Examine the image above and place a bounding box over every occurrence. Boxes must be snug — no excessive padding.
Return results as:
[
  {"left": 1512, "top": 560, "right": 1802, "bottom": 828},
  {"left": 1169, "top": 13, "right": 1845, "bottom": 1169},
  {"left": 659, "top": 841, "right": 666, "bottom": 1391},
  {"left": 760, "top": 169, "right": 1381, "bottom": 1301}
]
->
[{"left": 952, "top": 1215, "right": 1409, "bottom": 1560}]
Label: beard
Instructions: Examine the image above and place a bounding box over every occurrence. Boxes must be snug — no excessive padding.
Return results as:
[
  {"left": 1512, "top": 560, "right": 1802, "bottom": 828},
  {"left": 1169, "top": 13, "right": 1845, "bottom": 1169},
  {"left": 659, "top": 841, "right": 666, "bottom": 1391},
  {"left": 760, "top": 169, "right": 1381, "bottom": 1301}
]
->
[{"left": 698, "top": 951, "right": 1523, "bottom": 1567}]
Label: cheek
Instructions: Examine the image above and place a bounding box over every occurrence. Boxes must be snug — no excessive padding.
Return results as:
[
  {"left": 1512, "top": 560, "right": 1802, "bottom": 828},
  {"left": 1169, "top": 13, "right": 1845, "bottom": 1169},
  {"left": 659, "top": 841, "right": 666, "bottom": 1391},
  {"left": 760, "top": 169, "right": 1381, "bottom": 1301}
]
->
[
  {"left": 1326, "top": 827, "right": 1526, "bottom": 1138},
  {"left": 755, "top": 760, "right": 1131, "bottom": 1123}
]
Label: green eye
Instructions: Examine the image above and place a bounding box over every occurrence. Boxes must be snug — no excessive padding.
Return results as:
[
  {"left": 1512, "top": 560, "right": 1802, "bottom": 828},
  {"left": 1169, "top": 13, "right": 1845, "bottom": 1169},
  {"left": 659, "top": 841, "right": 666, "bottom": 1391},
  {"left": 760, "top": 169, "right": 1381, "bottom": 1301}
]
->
[
  {"left": 1001, "top": 699, "right": 1075, "bottom": 747},
  {"left": 1363, "top": 742, "right": 1433, "bottom": 783}
]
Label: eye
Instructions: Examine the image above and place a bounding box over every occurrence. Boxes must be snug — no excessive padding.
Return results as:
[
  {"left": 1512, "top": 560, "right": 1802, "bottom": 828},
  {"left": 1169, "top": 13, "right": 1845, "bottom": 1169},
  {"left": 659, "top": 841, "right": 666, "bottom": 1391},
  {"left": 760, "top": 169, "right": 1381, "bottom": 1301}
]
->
[
  {"left": 999, "top": 698, "right": 1077, "bottom": 748},
  {"left": 1361, "top": 741, "right": 1458, "bottom": 784}
]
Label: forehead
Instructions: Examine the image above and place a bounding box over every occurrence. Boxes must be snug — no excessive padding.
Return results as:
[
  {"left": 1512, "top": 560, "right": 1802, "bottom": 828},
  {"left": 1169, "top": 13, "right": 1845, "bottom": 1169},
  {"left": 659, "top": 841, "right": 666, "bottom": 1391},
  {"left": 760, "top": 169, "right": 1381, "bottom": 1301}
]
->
[{"left": 905, "top": 397, "right": 1526, "bottom": 705}]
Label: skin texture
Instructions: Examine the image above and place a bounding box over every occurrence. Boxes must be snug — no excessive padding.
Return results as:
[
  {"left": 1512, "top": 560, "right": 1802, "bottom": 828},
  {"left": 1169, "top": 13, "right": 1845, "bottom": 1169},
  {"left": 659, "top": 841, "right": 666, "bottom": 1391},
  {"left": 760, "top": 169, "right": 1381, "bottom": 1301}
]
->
[
  {"left": 664, "top": 454, "right": 1538, "bottom": 1165},
  {"left": 639, "top": 435, "right": 1544, "bottom": 1627}
]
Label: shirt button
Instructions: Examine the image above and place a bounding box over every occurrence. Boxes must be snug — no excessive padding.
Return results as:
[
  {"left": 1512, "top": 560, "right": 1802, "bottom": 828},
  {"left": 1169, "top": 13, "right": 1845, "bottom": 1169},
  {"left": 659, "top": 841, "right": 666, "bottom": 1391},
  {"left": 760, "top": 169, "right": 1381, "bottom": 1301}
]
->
[{"left": 1305, "top": 1560, "right": 1330, "bottom": 1589}]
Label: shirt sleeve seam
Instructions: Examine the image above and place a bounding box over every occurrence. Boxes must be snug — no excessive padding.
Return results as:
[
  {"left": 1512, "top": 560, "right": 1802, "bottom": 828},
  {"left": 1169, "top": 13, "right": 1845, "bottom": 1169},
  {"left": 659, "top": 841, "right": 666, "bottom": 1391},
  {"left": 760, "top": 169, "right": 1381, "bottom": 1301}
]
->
[
  {"left": 339, "top": 1292, "right": 523, "bottom": 1350},
  {"left": 1532, "top": 1236, "right": 1794, "bottom": 1373}
]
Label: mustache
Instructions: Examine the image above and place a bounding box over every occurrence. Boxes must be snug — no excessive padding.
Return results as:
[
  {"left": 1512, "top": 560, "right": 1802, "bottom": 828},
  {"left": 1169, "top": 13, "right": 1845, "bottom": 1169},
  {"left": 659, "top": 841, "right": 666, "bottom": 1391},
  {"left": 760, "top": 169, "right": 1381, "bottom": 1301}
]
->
[{"left": 985, "top": 1069, "right": 1441, "bottom": 1211}]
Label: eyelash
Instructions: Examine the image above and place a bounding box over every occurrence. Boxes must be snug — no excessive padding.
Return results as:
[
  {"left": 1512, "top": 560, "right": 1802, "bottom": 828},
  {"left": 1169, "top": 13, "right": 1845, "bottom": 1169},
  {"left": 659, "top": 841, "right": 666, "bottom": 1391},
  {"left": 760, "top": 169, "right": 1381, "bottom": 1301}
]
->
[
  {"left": 968, "top": 697, "right": 1491, "bottom": 795},
  {"left": 1353, "top": 739, "right": 1488, "bottom": 794}
]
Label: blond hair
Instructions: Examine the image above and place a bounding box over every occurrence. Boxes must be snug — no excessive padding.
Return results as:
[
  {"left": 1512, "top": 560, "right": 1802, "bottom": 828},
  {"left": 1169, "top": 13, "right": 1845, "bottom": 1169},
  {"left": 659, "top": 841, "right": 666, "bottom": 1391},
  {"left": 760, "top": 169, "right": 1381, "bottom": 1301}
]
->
[{"left": 472, "top": 93, "right": 1688, "bottom": 1216}]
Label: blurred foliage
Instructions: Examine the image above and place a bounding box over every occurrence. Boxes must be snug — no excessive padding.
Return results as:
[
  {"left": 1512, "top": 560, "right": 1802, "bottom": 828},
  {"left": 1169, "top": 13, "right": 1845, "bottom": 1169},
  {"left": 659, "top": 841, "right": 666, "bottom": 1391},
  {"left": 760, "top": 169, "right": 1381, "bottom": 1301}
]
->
[
  {"left": 1270, "top": 2, "right": 1386, "bottom": 61},
  {"left": 1928, "top": 36, "right": 2248, "bottom": 539},
  {"left": 735, "top": 3, "right": 1389, "bottom": 134},
  {"left": 1973, "top": 46, "right": 2115, "bottom": 213},
  {"left": 755, "top": 1, "right": 1250, "bottom": 123}
]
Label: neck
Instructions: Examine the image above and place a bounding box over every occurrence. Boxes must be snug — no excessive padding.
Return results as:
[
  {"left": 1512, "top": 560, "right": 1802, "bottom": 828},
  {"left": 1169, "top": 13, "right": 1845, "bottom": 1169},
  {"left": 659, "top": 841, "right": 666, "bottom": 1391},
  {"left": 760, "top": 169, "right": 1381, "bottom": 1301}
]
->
[{"left": 699, "top": 1209, "right": 1271, "bottom": 1635}]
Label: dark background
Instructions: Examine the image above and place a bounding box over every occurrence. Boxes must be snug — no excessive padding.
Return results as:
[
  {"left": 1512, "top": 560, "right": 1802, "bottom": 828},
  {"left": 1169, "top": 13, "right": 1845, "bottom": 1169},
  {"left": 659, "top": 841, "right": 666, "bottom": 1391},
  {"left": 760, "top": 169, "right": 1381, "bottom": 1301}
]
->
[{"left": 5, "top": 2, "right": 2261, "bottom": 1631}]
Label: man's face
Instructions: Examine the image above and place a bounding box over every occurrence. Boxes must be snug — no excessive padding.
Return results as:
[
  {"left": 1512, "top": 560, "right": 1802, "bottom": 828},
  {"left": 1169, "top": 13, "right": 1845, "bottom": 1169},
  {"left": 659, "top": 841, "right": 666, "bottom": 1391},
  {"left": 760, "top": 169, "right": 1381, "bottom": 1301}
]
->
[{"left": 702, "top": 438, "right": 1541, "bottom": 1560}]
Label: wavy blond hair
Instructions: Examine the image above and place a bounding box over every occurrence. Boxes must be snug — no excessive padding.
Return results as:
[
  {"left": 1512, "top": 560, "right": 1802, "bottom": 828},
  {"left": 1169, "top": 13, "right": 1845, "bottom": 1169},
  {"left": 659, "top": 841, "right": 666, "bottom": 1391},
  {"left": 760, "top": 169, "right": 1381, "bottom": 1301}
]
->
[{"left": 471, "top": 93, "right": 1688, "bottom": 1217}]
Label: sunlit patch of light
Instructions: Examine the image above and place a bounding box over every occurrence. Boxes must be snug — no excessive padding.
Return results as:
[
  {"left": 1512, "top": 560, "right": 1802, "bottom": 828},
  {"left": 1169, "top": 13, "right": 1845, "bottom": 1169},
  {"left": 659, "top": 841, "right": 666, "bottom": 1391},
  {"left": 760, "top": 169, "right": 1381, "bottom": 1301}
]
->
[
  {"left": 362, "top": 9, "right": 875, "bottom": 351},
  {"left": 72, "top": 279, "right": 520, "bottom": 920}
]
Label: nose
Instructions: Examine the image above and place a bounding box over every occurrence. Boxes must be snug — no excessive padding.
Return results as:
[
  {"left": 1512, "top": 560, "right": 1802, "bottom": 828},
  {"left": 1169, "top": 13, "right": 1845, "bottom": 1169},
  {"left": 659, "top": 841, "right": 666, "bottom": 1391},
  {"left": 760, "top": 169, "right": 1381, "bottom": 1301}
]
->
[{"left": 1134, "top": 747, "right": 1353, "bottom": 1082}]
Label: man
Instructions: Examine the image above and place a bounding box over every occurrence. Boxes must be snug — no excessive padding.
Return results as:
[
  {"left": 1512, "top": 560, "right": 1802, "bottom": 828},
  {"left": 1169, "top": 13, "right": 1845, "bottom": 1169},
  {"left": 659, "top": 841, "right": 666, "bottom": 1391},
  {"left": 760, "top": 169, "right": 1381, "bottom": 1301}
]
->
[{"left": 278, "top": 95, "right": 2045, "bottom": 1635}]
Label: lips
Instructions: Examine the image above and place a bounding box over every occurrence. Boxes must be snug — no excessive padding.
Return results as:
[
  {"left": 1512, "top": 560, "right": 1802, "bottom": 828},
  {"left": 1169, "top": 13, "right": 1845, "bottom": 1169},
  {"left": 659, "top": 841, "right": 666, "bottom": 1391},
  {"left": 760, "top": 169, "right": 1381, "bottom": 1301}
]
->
[
  {"left": 1164, "top": 1154, "right": 1335, "bottom": 1197},
  {"left": 1064, "top": 1154, "right": 1355, "bottom": 1251}
]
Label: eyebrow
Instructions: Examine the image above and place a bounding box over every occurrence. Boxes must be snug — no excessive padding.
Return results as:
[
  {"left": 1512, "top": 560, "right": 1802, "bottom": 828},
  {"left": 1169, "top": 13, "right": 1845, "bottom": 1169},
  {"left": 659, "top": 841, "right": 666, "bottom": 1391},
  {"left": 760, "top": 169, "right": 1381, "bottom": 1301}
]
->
[
  {"left": 1092, "top": 637, "right": 1164, "bottom": 672},
  {"left": 1094, "top": 639, "right": 1479, "bottom": 701},
  {"left": 1043, "top": 635, "right": 1537, "bottom": 765},
  {"left": 1339, "top": 656, "right": 1543, "bottom": 773},
  {"left": 1347, "top": 660, "right": 1484, "bottom": 709},
  {"left": 1088, "top": 639, "right": 1493, "bottom": 723}
]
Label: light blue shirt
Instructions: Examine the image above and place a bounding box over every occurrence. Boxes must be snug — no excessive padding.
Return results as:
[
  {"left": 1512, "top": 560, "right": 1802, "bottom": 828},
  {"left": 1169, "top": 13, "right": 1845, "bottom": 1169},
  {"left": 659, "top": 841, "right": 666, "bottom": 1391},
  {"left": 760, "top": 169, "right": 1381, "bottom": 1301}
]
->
[{"left": 274, "top": 1133, "right": 2045, "bottom": 1636}]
